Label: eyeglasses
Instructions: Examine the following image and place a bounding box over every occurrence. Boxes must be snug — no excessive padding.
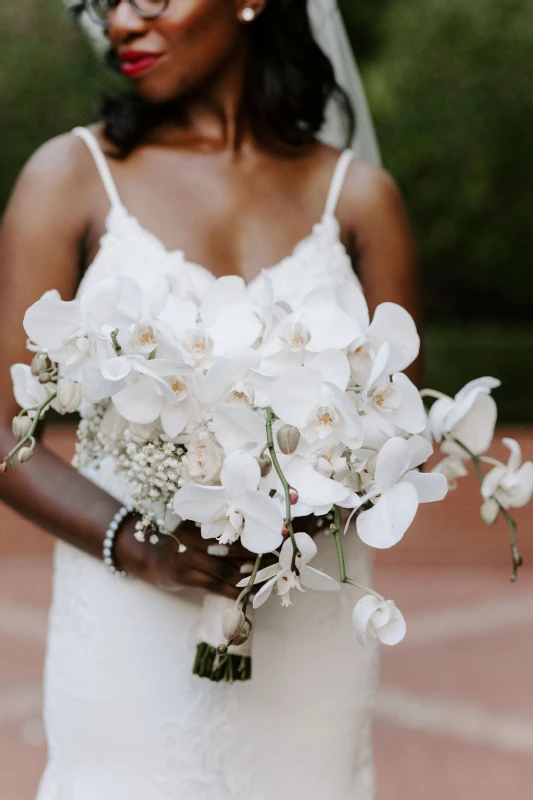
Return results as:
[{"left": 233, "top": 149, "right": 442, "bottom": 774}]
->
[{"left": 84, "top": 0, "right": 170, "bottom": 25}]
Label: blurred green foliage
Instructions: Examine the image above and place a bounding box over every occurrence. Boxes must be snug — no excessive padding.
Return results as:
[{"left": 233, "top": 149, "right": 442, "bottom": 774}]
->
[
  {"left": 0, "top": 1, "right": 531, "bottom": 420},
  {"left": 360, "top": 0, "right": 533, "bottom": 324}
]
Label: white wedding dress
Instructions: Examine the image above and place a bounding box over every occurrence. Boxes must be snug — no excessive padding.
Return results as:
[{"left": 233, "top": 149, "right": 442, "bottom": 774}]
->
[{"left": 36, "top": 127, "right": 379, "bottom": 800}]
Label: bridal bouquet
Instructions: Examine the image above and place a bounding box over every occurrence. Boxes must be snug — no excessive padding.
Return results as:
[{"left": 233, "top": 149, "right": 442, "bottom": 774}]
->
[{"left": 3, "top": 271, "right": 533, "bottom": 681}]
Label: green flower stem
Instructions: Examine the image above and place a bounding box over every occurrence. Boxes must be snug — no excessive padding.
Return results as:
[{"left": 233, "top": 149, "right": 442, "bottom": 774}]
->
[
  {"left": 5, "top": 393, "right": 58, "bottom": 467},
  {"left": 332, "top": 505, "right": 384, "bottom": 601},
  {"left": 452, "top": 437, "right": 522, "bottom": 581},
  {"left": 110, "top": 329, "right": 126, "bottom": 357},
  {"left": 333, "top": 506, "right": 346, "bottom": 583},
  {"left": 265, "top": 408, "right": 299, "bottom": 574},
  {"left": 240, "top": 554, "right": 263, "bottom": 618}
]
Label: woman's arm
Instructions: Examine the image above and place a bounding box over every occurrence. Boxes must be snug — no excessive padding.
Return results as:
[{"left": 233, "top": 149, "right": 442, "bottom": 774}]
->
[
  {"left": 0, "top": 136, "right": 240, "bottom": 598},
  {"left": 342, "top": 162, "right": 423, "bottom": 387}
]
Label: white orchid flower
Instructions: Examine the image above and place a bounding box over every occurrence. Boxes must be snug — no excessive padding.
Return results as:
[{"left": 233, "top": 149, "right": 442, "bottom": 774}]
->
[
  {"left": 102, "top": 358, "right": 197, "bottom": 438},
  {"left": 212, "top": 404, "right": 266, "bottom": 455},
  {"left": 429, "top": 377, "right": 500, "bottom": 455},
  {"left": 280, "top": 439, "right": 359, "bottom": 516},
  {"left": 346, "top": 302, "right": 420, "bottom": 387},
  {"left": 481, "top": 438, "right": 533, "bottom": 510},
  {"left": 199, "top": 276, "right": 265, "bottom": 356},
  {"left": 198, "top": 348, "right": 275, "bottom": 411},
  {"left": 270, "top": 349, "right": 363, "bottom": 449},
  {"left": 260, "top": 280, "right": 367, "bottom": 374},
  {"left": 23, "top": 281, "right": 121, "bottom": 373},
  {"left": 353, "top": 595, "right": 406, "bottom": 646},
  {"left": 355, "top": 436, "right": 448, "bottom": 549},
  {"left": 362, "top": 343, "right": 426, "bottom": 436},
  {"left": 174, "top": 328, "right": 214, "bottom": 369},
  {"left": 173, "top": 451, "right": 284, "bottom": 553},
  {"left": 236, "top": 532, "right": 339, "bottom": 608},
  {"left": 10, "top": 364, "right": 57, "bottom": 414}
]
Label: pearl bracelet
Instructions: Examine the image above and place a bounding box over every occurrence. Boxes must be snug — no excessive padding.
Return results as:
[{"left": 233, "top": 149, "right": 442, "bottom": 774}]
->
[{"left": 102, "top": 506, "right": 130, "bottom": 578}]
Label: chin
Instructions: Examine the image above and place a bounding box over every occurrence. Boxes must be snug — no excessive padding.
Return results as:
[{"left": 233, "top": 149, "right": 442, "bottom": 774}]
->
[{"left": 133, "top": 72, "right": 199, "bottom": 107}]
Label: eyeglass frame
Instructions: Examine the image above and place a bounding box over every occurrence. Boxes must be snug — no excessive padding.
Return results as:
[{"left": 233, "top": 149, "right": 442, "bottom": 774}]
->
[{"left": 83, "top": 0, "right": 171, "bottom": 25}]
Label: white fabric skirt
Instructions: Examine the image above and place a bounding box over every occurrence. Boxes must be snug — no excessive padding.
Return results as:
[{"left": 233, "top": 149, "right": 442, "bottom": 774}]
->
[{"left": 36, "top": 468, "right": 378, "bottom": 800}]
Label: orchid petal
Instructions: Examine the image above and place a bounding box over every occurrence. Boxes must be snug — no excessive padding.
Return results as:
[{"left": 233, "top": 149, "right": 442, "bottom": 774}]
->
[
  {"left": 240, "top": 490, "right": 284, "bottom": 554},
  {"left": 403, "top": 470, "right": 448, "bottom": 503},
  {"left": 302, "top": 306, "right": 360, "bottom": 352},
  {"left": 271, "top": 367, "right": 321, "bottom": 428},
  {"left": 279, "top": 532, "right": 317, "bottom": 569},
  {"left": 366, "top": 302, "right": 420, "bottom": 373},
  {"left": 357, "top": 482, "right": 418, "bottom": 549},
  {"left": 213, "top": 405, "right": 266, "bottom": 453},
  {"left": 160, "top": 400, "right": 191, "bottom": 439},
  {"left": 201, "top": 276, "right": 247, "bottom": 325},
  {"left": 300, "top": 565, "right": 340, "bottom": 592},
  {"left": 220, "top": 451, "right": 261, "bottom": 498},
  {"left": 112, "top": 375, "right": 162, "bottom": 424},
  {"left": 374, "top": 437, "right": 411, "bottom": 489},
  {"left": 352, "top": 595, "right": 382, "bottom": 646},
  {"left": 388, "top": 373, "right": 426, "bottom": 434},
  {"left": 173, "top": 485, "right": 229, "bottom": 524},
  {"left": 312, "top": 349, "right": 351, "bottom": 390},
  {"left": 252, "top": 572, "right": 284, "bottom": 609}
]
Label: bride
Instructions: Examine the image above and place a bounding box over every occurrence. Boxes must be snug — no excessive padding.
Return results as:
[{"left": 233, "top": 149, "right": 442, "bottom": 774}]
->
[{"left": 0, "top": 0, "right": 420, "bottom": 797}]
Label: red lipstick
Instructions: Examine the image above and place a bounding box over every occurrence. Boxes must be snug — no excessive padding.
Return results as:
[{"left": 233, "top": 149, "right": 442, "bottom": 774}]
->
[{"left": 119, "top": 50, "right": 163, "bottom": 78}]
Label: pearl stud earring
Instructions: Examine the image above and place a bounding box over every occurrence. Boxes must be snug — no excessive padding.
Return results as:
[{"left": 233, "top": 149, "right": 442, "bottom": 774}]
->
[{"left": 242, "top": 7, "right": 256, "bottom": 22}]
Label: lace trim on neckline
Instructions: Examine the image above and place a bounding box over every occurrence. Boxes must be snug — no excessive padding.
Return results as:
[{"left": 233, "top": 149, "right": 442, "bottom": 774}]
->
[{"left": 100, "top": 205, "right": 346, "bottom": 289}]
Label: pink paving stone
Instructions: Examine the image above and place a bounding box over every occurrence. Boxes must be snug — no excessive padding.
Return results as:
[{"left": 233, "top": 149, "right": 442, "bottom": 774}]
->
[
  {"left": 380, "top": 624, "right": 533, "bottom": 718},
  {"left": 0, "top": 724, "right": 46, "bottom": 800},
  {"left": 374, "top": 721, "right": 533, "bottom": 800},
  {"left": 0, "top": 554, "right": 53, "bottom": 609},
  {"left": 0, "top": 634, "right": 45, "bottom": 689},
  {"left": 373, "top": 567, "right": 533, "bottom": 616}
]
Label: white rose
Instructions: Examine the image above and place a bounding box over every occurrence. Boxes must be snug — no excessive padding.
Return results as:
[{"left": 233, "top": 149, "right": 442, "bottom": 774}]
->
[{"left": 183, "top": 434, "right": 224, "bottom": 484}]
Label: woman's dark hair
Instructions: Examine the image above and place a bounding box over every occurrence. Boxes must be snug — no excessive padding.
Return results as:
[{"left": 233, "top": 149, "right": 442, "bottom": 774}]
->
[{"left": 80, "top": 0, "right": 355, "bottom": 158}]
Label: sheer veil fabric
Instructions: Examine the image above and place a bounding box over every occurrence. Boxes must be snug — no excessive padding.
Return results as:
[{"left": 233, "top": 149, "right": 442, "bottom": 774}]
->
[{"left": 309, "top": 0, "right": 382, "bottom": 164}]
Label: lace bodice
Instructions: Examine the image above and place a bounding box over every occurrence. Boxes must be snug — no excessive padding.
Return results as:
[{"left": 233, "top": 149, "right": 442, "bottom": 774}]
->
[{"left": 73, "top": 127, "right": 361, "bottom": 309}]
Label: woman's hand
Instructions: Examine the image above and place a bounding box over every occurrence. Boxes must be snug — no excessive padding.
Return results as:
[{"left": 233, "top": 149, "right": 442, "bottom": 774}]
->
[{"left": 117, "top": 519, "right": 256, "bottom": 601}]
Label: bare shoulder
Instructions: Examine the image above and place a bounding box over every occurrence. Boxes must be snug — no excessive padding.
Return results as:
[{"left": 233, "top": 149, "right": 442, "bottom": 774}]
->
[
  {"left": 342, "top": 160, "right": 404, "bottom": 222},
  {"left": 5, "top": 131, "right": 101, "bottom": 236},
  {"left": 18, "top": 132, "right": 91, "bottom": 190}
]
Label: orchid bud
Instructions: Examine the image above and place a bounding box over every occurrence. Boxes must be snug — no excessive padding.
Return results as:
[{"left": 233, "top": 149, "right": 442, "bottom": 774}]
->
[
  {"left": 38, "top": 372, "right": 52, "bottom": 385},
  {"left": 289, "top": 488, "right": 299, "bottom": 506},
  {"left": 277, "top": 424, "right": 301, "bottom": 455},
  {"left": 222, "top": 608, "right": 246, "bottom": 641},
  {"left": 257, "top": 455, "right": 272, "bottom": 478},
  {"left": 282, "top": 525, "right": 290, "bottom": 538},
  {"left": 216, "top": 644, "right": 228, "bottom": 656},
  {"left": 18, "top": 447, "right": 34, "bottom": 464},
  {"left": 31, "top": 354, "right": 48, "bottom": 376},
  {"left": 12, "top": 416, "right": 32, "bottom": 440},
  {"left": 480, "top": 497, "right": 499, "bottom": 525},
  {"left": 0, "top": 461, "right": 7, "bottom": 475},
  {"left": 57, "top": 380, "right": 82, "bottom": 414},
  {"left": 232, "top": 627, "right": 250, "bottom": 647}
]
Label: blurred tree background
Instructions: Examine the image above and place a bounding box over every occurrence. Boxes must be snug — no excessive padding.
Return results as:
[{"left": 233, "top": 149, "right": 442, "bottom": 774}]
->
[{"left": 0, "top": 0, "right": 531, "bottom": 421}]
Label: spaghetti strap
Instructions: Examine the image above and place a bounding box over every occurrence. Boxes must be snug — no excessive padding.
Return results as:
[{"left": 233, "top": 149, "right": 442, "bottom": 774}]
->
[
  {"left": 72, "top": 126, "right": 123, "bottom": 210},
  {"left": 324, "top": 149, "right": 355, "bottom": 217}
]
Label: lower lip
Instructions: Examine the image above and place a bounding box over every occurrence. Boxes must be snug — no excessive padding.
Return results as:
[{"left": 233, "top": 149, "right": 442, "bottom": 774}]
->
[{"left": 120, "top": 56, "right": 162, "bottom": 78}]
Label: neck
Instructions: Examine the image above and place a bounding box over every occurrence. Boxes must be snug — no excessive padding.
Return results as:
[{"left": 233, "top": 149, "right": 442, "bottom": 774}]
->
[{"left": 148, "top": 40, "right": 255, "bottom": 155}]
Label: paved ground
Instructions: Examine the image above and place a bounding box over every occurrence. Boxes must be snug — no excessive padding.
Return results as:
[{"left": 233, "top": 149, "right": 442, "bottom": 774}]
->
[{"left": 1, "top": 426, "right": 532, "bottom": 799}]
